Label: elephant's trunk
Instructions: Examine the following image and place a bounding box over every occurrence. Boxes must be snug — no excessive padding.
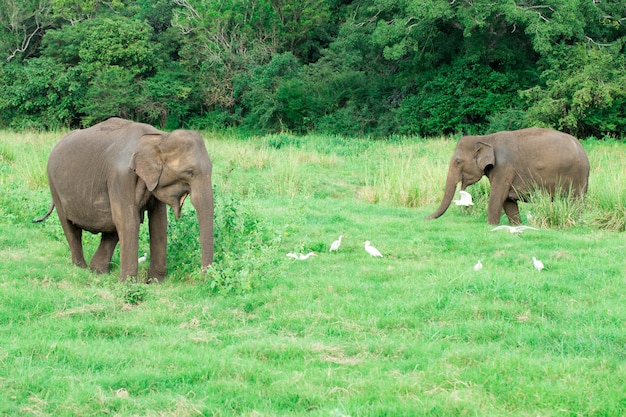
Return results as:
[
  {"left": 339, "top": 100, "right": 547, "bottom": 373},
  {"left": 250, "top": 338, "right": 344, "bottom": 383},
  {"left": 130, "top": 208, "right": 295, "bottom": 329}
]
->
[
  {"left": 426, "top": 167, "right": 459, "bottom": 221},
  {"left": 191, "top": 184, "right": 214, "bottom": 271}
]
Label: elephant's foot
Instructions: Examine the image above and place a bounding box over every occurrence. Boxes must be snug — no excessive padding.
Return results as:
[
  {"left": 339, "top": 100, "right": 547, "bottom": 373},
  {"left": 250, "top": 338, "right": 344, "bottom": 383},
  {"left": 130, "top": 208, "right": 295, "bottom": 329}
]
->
[
  {"left": 148, "top": 268, "right": 166, "bottom": 284},
  {"left": 72, "top": 259, "right": 88, "bottom": 269},
  {"left": 89, "top": 263, "right": 111, "bottom": 275}
]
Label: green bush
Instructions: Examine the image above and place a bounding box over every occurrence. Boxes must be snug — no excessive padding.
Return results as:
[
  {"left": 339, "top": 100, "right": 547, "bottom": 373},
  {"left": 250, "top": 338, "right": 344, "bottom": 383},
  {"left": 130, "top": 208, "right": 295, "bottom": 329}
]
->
[
  {"left": 206, "top": 190, "right": 284, "bottom": 294},
  {"left": 168, "top": 188, "right": 284, "bottom": 294}
]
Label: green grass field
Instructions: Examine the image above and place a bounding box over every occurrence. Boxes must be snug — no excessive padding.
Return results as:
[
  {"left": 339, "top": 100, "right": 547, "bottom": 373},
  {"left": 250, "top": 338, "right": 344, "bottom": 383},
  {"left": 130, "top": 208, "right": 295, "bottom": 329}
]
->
[{"left": 0, "top": 131, "right": 625, "bottom": 416}]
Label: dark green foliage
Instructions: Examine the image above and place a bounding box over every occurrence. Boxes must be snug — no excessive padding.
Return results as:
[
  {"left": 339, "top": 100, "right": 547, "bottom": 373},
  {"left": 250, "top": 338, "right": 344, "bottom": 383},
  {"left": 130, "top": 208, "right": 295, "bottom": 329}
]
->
[
  {"left": 0, "top": 59, "right": 84, "bottom": 129},
  {"left": 235, "top": 52, "right": 310, "bottom": 132},
  {"left": 0, "top": 0, "right": 624, "bottom": 137},
  {"left": 522, "top": 43, "right": 626, "bottom": 137},
  {"left": 81, "top": 66, "right": 142, "bottom": 125},
  {"left": 393, "top": 61, "right": 531, "bottom": 136}
]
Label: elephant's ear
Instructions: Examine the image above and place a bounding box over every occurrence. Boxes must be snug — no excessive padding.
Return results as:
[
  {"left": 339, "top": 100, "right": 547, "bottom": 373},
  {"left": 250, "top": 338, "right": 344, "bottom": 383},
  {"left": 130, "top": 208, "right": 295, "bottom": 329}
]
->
[
  {"left": 130, "top": 134, "right": 164, "bottom": 191},
  {"left": 474, "top": 141, "right": 495, "bottom": 172}
]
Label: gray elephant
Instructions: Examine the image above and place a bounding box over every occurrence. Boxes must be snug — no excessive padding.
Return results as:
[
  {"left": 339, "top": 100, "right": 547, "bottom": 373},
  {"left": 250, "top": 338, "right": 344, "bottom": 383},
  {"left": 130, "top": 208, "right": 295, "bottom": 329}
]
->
[
  {"left": 34, "top": 117, "right": 214, "bottom": 282},
  {"left": 426, "top": 128, "right": 590, "bottom": 225}
]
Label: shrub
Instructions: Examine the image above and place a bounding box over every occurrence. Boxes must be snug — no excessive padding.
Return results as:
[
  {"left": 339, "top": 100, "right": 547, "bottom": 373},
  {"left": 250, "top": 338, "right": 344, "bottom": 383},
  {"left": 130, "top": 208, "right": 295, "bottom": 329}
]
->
[{"left": 168, "top": 188, "right": 284, "bottom": 294}]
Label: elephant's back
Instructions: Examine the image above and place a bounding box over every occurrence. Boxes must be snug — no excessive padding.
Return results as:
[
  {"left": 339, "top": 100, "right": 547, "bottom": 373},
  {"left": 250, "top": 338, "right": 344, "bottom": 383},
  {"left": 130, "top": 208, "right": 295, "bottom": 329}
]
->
[
  {"left": 516, "top": 128, "right": 589, "bottom": 193},
  {"left": 537, "top": 129, "right": 590, "bottom": 177},
  {"left": 505, "top": 128, "right": 589, "bottom": 167},
  {"left": 46, "top": 127, "right": 119, "bottom": 229},
  {"left": 48, "top": 118, "right": 147, "bottom": 172},
  {"left": 48, "top": 129, "right": 115, "bottom": 178}
]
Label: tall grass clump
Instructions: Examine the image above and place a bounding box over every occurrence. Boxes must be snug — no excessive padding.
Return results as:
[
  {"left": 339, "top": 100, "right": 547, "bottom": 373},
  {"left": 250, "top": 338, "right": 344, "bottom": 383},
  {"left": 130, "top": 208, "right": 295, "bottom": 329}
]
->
[
  {"left": 0, "top": 131, "right": 47, "bottom": 189},
  {"left": 585, "top": 139, "right": 626, "bottom": 231},
  {"left": 5, "top": 131, "right": 56, "bottom": 189},
  {"left": 592, "top": 195, "right": 626, "bottom": 231},
  {"left": 525, "top": 187, "right": 587, "bottom": 229},
  {"left": 360, "top": 147, "right": 425, "bottom": 206},
  {"left": 359, "top": 138, "right": 457, "bottom": 207},
  {"left": 588, "top": 164, "right": 626, "bottom": 231}
]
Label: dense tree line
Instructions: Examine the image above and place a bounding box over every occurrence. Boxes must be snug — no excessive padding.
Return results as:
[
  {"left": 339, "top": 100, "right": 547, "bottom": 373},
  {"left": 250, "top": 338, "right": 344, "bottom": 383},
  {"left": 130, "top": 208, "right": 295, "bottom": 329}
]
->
[{"left": 0, "top": 0, "right": 624, "bottom": 138}]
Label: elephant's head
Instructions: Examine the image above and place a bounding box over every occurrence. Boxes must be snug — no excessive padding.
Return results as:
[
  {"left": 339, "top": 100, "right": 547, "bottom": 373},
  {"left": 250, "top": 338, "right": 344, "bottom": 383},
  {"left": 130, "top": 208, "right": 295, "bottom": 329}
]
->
[
  {"left": 130, "top": 130, "right": 214, "bottom": 268},
  {"left": 426, "top": 135, "right": 494, "bottom": 220}
]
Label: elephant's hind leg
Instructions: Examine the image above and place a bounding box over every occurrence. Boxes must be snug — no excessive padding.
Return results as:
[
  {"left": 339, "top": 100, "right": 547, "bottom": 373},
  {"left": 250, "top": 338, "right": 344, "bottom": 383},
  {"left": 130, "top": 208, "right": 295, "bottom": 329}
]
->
[
  {"left": 503, "top": 199, "right": 521, "bottom": 225},
  {"left": 58, "top": 217, "right": 88, "bottom": 268},
  {"left": 90, "top": 232, "right": 119, "bottom": 274}
]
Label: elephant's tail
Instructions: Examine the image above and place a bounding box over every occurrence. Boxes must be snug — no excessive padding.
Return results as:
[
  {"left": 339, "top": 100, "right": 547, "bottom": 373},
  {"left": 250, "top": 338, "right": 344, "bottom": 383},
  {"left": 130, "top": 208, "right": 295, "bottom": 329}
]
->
[{"left": 33, "top": 202, "right": 55, "bottom": 223}]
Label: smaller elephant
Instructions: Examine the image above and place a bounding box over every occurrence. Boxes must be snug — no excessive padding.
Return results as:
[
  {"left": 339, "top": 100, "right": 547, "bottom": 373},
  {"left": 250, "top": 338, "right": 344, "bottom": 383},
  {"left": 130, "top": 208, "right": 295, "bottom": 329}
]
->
[
  {"left": 426, "top": 128, "right": 590, "bottom": 225},
  {"left": 34, "top": 117, "right": 214, "bottom": 281}
]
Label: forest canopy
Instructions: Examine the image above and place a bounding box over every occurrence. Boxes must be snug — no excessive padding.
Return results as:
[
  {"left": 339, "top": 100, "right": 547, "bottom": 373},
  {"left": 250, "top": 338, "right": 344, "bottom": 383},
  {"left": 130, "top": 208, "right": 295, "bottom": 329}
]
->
[{"left": 0, "top": 0, "right": 624, "bottom": 138}]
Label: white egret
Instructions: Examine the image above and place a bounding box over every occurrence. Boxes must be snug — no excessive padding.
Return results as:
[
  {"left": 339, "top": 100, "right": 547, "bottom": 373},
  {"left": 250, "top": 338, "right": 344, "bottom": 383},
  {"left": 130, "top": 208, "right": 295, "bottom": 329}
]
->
[
  {"left": 454, "top": 190, "right": 474, "bottom": 206},
  {"left": 138, "top": 253, "right": 147, "bottom": 263},
  {"left": 490, "top": 225, "right": 539, "bottom": 234},
  {"left": 532, "top": 256, "right": 544, "bottom": 272},
  {"left": 286, "top": 252, "right": 299, "bottom": 259},
  {"left": 474, "top": 260, "right": 483, "bottom": 271},
  {"left": 298, "top": 252, "right": 316, "bottom": 260},
  {"left": 329, "top": 235, "right": 343, "bottom": 252},
  {"left": 364, "top": 241, "right": 383, "bottom": 257}
]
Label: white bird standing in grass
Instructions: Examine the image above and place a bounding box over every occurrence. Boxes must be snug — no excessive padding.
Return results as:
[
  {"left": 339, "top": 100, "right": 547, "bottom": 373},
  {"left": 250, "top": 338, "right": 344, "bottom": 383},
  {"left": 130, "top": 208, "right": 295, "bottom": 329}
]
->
[
  {"left": 491, "top": 225, "right": 539, "bottom": 234},
  {"left": 364, "top": 241, "right": 383, "bottom": 257},
  {"left": 474, "top": 260, "right": 483, "bottom": 271},
  {"left": 138, "top": 253, "right": 147, "bottom": 263},
  {"left": 329, "top": 235, "right": 343, "bottom": 252},
  {"left": 298, "top": 252, "right": 317, "bottom": 260},
  {"left": 454, "top": 190, "right": 474, "bottom": 206},
  {"left": 532, "top": 256, "right": 544, "bottom": 272}
]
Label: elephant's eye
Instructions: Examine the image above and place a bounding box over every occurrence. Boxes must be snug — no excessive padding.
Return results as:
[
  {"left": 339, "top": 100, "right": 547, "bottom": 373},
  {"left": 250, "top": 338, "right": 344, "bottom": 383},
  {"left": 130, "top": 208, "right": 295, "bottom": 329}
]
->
[{"left": 185, "top": 169, "right": 195, "bottom": 178}]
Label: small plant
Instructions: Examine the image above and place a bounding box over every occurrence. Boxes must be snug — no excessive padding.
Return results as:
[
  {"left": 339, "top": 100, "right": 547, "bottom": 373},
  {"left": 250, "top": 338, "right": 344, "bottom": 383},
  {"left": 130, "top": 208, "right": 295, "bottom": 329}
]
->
[{"left": 120, "top": 279, "right": 149, "bottom": 305}]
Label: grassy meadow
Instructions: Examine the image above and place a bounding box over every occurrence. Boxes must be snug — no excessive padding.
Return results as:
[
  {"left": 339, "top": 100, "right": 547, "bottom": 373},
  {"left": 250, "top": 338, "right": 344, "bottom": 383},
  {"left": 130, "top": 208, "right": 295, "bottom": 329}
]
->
[{"left": 0, "top": 130, "right": 625, "bottom": 416}]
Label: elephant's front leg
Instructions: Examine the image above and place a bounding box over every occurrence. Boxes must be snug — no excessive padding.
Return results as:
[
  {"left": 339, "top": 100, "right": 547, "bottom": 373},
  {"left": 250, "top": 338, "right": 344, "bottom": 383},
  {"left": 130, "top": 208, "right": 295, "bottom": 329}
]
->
[
  {"left": 487, "top": 192, "right": 507, "bottom": 225},
  {"left": 148, "top": 202, "right": 167, "bottom": 282},
  {"left": 503, "top": 200, "right": 521, "bottom": 225},
  {"left": 116, "top": 211, "right": 141, "bottom": 281}
]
